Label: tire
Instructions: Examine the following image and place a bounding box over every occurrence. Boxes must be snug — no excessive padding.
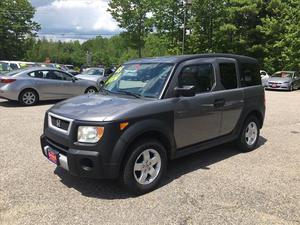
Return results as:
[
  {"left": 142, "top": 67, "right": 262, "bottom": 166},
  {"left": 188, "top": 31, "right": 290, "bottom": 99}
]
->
[
  {"left": 120, "top": 139, "right": 167, "bottom": 195},
  {"left": 236, "top": 116, "right": 260, "bottom": 152},
  {"left": 85, "top": 87, "right": 97, "bottom": 94},
  {"left": 19, "top": 89, "right": 39, "bottom": 106},
  {"left": 289, "top": 84, "right": 294, "bottom": 91}
]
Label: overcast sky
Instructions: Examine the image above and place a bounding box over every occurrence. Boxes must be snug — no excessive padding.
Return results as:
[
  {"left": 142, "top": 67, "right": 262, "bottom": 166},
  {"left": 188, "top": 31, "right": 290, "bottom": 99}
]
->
[{"left": 30, "top": 0, "right": 121, "bottom": 42}]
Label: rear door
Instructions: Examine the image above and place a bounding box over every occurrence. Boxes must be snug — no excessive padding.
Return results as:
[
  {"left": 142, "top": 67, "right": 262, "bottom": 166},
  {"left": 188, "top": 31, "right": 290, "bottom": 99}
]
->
[
  {"left": 216, "top": 59, "right": 244, "bottom": 136},
  {"left": 173, "top": 59, "right": 223, "bottom": 148}
]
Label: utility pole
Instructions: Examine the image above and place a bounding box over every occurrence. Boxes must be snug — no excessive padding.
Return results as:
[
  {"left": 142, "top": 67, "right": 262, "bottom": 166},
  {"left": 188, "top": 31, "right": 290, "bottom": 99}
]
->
[{"left": 182, "top": 0, "right": 192, "bottom": 55}]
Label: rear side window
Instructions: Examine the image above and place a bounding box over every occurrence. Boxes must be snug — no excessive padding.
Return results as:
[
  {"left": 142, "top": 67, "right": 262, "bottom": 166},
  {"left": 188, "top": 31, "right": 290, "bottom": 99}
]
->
[
  {"left": 179, "top": 64, "right": 215, "bottom": 93},
  {"left": 28, "top": 71, "right": 47, "bottom": 78},
  {"left": 10, "top": 63, "right": 18, "bottom": 70},
  {"left": 240, "top": 63, "right": 261, "bottom": 86},
  {"left": 219, "top": 63, "right": 237, "bottom": 89}
]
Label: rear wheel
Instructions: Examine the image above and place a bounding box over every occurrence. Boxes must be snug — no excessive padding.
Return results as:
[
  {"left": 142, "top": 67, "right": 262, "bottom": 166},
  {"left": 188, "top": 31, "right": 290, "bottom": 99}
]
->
[
  {"left": 85, "top": 87, "right": 97, "bottom": 94},
  {"left": 19, "top": 89, "right": 39, "bottom": 106},
  {"left": 237, "top": 116, "right": 260, "bottom": 152},
  {"left": 121, "top": 139, "right": 167, "bottom": 195}
]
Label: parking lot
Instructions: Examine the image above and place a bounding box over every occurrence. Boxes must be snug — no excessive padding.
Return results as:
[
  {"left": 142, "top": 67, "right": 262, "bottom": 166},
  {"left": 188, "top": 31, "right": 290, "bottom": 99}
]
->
[{"left": 0, "top": 90, "right": 299, "bottom": 225}]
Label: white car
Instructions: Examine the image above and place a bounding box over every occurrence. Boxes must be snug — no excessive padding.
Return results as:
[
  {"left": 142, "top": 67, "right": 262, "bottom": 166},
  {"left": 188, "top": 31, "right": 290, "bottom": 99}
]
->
[
  {"left": 260, "top": 70, "right": 270, "bottom": 87},
  {"left": 0, "top": 61, "right": 36, "bottom": 70}
]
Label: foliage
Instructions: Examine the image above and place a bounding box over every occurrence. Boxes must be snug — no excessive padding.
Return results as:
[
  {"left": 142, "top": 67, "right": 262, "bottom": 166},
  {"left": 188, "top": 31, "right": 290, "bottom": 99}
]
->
[
  {"left": 0, "top": 0, "right": 40, "bottom": 60},
  {"left": 2, "top": 0, "right": 300, "bottom": 73}
]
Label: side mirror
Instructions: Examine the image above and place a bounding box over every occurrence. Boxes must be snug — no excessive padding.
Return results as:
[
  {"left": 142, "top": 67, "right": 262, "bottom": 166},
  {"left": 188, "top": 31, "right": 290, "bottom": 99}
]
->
[
  {"left": 105, "top": 70, "right": 113, "bottom": 77},
  {"left": 174, "top": 86, "right": 196, "bottom": 97}
]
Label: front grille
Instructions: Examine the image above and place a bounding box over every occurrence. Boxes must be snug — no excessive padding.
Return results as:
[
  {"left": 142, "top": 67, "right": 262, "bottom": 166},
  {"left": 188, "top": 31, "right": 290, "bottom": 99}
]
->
[
  {"left": 51, "top": 117, "right": 70, "bottom": 131},
  {"left": 48, "top": 112, "right": 73, "bottom": 135}
]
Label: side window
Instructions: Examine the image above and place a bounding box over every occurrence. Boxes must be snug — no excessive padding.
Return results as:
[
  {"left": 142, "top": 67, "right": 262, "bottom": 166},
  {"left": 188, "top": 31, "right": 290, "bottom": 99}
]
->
[
  {"left": 46, "top": 71, "right": 72, "bottom": 81},
  {"left": 240, "top": 63, "right": 261, "bottom": 87},
  {"left": 219, "top": 63, "right": 237, "bottom": 89},
  {"left": 54, "top": 71, "right": 73, "bottom": 81},
  {"left": 10, "top": 63, "right": 18, "bottom": 70},
  {"left": 28, "top": 71, "right": 46, "bottom": 79},
  {"left": 179, "top": 64, "right": 215, "bottom": 93}
]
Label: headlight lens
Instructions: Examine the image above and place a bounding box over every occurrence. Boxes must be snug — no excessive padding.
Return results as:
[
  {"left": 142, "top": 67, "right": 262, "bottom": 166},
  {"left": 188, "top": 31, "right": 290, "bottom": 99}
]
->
[{"left": 77, "top": 126, "right": 104, "bottom": 143}]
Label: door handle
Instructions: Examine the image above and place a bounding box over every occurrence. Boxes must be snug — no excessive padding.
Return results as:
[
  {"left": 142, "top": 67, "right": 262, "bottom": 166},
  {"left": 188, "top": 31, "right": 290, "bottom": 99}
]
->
[{"left": 214, "top": 99, "right": 225, "bottom": 108}]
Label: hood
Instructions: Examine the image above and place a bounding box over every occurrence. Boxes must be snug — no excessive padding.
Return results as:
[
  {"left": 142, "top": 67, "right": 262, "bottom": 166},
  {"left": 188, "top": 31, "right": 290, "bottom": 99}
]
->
[
  {"left": 268, "top": 77, "right": 292, "bottom": 83},
  {"left": 49, "top": 94, "right": 148, "bottom": 122}
]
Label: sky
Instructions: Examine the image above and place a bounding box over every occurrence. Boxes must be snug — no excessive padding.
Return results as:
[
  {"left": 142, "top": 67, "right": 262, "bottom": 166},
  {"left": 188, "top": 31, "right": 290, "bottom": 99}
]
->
[{"left": 30, "top": 0, "right": 121, "bottom": 42}]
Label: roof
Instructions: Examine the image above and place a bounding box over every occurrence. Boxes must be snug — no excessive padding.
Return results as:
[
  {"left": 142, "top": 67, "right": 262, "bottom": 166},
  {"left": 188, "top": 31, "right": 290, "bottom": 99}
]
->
[{"left": 124, "top": 54, "right": 258, "bottom": 64}]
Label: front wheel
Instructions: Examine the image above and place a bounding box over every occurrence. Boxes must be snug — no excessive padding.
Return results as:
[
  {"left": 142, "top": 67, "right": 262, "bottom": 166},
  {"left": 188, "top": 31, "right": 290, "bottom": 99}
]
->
[
  {"left": 121, "top": 139, "right": 167, "bottom": 195},
  {"left": 236, "top": 116, "right": 260, "bottom": 152},
  {"left": 85, "top": 87, "right": 97, "bottom": 94}
]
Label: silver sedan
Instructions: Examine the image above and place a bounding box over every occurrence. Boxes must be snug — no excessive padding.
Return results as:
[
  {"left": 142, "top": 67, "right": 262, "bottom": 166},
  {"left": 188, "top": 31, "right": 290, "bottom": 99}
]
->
[{"left": 0, "top": 67, "right": 99, "bottom": 106}]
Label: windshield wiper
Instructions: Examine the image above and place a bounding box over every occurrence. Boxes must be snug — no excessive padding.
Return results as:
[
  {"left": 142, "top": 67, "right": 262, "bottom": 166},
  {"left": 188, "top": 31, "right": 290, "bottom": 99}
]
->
[{"left": 116, "top": 90, "right": 141, "bottom": 98}]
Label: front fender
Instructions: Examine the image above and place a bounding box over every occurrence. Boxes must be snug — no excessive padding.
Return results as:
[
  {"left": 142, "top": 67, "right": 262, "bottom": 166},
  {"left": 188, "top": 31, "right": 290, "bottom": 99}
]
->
[{"left": 109, "top": 117, "right": 176, "bottom": 173}]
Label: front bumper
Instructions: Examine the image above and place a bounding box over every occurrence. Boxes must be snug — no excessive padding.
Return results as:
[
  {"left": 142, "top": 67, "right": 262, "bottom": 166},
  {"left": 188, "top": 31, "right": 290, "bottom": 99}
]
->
[
  {"left": 40, "top": 135, "right": 119, "bottom": 179},
  {"left": 265, "top": 84, "right": 290, "bottom": 90}
]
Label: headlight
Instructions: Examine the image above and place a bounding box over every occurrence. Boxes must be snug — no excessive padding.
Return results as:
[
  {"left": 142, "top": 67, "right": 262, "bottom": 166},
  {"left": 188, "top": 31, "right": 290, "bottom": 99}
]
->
[{"left": 77, "top": 126, "right": 104, "bottom": 143}]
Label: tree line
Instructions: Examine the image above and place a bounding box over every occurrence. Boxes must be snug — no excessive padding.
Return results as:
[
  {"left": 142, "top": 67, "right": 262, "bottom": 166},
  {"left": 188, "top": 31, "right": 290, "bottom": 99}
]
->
[{"left": 1, "top": 0, "right": 300, "bottom": 73}]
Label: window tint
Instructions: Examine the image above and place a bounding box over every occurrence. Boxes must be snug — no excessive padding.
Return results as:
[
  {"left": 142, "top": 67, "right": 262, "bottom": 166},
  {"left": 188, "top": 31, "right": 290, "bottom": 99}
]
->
[
  {"left": 179, "top": 64, "right": 215, "bottom": 93},
  {"left": 45, "top": 71, "right": 72, "bottom": 81},
  {"left": 28, "top": 70, "right": 47, "bottom": 79},
  {"left": 219, "top": 63, "right": 237, "bottom": 89},
  {"left": 240, "top": 63, "right": 261, "bottom": 87},
  {"left": 10, "top": 63, "right": 18, "bottom": 70}
]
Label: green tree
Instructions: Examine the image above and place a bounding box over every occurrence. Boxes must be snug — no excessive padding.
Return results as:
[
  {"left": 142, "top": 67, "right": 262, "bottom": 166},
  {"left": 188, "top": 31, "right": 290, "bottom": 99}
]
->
[
  {"left": 108, "top": 0, "right": 153, "bottom": 58},
  {"left": 0, "top": 0, "right": 40, "bottom": 59}
]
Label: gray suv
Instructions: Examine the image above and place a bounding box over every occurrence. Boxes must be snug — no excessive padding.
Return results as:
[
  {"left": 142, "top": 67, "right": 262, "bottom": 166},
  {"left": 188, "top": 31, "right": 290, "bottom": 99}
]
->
[{"left": 41, "top": 54, "right": 265, "bottom": 194}]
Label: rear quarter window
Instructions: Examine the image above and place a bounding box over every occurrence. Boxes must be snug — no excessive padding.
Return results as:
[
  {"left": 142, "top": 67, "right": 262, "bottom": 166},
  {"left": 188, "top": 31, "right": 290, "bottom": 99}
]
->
[
  {"left": 219, "top": 63, "right": 238, "bottom": 90},
  {"left": 240, "top": 63, "right": 261, "bottom": 87}
]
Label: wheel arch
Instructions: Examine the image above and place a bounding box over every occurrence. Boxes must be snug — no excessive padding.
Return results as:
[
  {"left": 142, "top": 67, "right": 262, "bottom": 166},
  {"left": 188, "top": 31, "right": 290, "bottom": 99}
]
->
[
  {"left": 245, "top": 110, "right": 264, "bottom": 129},
  {"left": 110, "top": 119, "right": 176, "bottom": 176},
  {"left": 18, "top": 87, "right": 40, "bottom": 100}
]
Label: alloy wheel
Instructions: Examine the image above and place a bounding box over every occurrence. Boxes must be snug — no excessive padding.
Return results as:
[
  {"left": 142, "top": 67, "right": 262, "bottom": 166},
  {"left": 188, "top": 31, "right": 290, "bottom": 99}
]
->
[
  {"left": 133, "top": 149, "right": 161, "bottom": 185},
  {"left": 245, "top": 122, "right": 258, "bottom": 146},
  {"left": 22, "top": 91, "right": 36, "bottom": 105}
]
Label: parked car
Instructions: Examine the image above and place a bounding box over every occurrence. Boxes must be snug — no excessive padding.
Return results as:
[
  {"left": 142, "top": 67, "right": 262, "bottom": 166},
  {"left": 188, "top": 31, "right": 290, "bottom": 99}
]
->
[
  {"left": 0, "top": 61, "right": 36, "bottom": 70},
  {"left": 76, "top": 67, "right": 112, "bottom": 86},
  {"left": 40, "top": 54, "right": 265, "bottom": 194},
  {"left": 64, "top": 64, "right": 79, "bottom": 75},
  {"left": 265, "top": 71, "right": 300, "bottom": 91},
  {"left": 260, "top": 70, "right": 270, "bottom": 87},
  {"left": 0, "top": 67, "right": 99, "bottom": 106},
  {"left": 0, "top": 62, "right": 13, "bottom": 75}
]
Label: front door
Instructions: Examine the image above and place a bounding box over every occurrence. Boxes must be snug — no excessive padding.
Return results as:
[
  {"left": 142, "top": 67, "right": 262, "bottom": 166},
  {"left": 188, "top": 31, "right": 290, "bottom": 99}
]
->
[{"left": 173, "top": 62, "right": 223, "bottom": 148}]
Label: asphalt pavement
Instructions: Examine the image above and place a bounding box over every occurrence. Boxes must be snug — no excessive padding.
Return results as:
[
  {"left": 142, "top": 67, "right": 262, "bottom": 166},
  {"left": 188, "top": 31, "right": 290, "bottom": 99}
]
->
[{"left": 0, "top": 91, "right": 299, "bottom": 225}]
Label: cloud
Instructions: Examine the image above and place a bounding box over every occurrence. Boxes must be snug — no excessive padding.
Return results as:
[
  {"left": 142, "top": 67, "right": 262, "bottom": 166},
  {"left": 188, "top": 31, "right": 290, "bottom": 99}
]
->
[{"left": 32, "top": 0, "right": 121, "bottom": 41}]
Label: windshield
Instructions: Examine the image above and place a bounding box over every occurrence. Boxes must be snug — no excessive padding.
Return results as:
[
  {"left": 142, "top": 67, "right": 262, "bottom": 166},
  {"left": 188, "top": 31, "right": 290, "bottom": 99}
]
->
[
  {"left": 82, "top": 68, "right": 104, "bottom": 76},
  {"left": 103, "top": 63, "right": 174, "bottom": 98},
  {"left": 272, "top": 71, "right": 294, "bottom": 78}
]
